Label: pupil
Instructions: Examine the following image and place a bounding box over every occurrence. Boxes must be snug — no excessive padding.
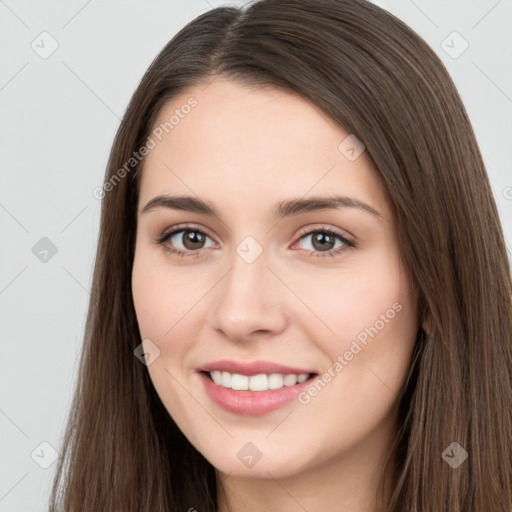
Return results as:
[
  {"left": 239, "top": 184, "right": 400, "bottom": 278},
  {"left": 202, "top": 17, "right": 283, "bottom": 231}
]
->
[
  {"left": 184, "top": 231, "right": 204, "bottom": 250},
  {"left": 313, "top": 232, "right": 334, "bottom": 251}
]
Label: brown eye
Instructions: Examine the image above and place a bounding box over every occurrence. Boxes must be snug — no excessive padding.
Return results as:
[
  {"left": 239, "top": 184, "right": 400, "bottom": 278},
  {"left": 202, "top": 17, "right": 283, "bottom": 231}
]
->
[
  {"left": 178, "top": 230, "right": 208, "bottom": 250},
  {"left": 309, "top": 232, "right": 338, "bottom": 251},
  {"left": 155, "top": 225, "right": 216, "bottom": 257},
  {"left": 295, "top": 227, "right": 353, "bottom": 257}
]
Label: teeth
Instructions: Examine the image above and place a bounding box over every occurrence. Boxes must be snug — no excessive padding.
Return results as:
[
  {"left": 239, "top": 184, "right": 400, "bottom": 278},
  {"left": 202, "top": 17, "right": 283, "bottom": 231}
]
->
[
  {"left": 283, "top": 374, "right": 297, "bottom": 386},
  {"left": 249, "top": 373, "right": 267, "bottom": 391},
  {"left": 221, "top": 371, "right": 231, "bottom": 387},
  {"left": 211, "top": 371, "right": 223, "bottom": 385},
  {"left": 231, "top": 373, "right": 249, "bottom": 390},
  {"left": 268, "top": 373, "right": 283, "bottom": 389},
  {"left": 208, "top": 371, "right": 310, "bottom": 391}
]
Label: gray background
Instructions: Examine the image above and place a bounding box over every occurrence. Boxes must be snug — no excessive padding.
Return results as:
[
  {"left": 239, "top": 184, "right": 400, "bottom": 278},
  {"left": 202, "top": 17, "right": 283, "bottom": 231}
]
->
[{"left": 0, "top": 1, "right": 510, "bottom": 510}]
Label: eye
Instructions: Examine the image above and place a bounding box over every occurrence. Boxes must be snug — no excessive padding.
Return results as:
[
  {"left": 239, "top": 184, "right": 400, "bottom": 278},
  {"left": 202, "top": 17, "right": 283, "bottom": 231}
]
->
[
  {"left": 154, "top": 224, "right": 216, "bottom": 258},
  {"left": 292, "top": 225, "right": 355, "bottom": 258},
  {"left": 154, "top": 223, "right": 355, "bottom": 259}
]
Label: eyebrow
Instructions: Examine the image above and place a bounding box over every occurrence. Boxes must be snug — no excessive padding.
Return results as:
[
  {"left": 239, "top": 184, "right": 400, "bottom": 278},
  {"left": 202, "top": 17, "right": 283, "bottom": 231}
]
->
[{"left": 141, "top": 194, "right": 381, "bottom": 219}]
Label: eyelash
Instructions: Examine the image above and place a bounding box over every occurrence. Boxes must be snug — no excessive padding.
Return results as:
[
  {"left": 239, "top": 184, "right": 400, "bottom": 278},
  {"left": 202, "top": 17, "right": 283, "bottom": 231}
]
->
[{"left": 153, "top": 223, "right": 355, "bottom": 259}]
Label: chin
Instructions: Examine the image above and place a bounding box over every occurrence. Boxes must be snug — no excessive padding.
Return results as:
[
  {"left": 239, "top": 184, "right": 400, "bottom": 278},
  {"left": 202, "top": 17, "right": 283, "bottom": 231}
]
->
[{"left": 201, "top": 442, "right": 312, "bottom": 479}]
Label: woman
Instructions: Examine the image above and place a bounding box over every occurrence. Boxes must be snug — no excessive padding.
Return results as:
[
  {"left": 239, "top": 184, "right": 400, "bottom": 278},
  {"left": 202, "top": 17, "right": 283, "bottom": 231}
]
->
[{"left": 48, "top": 0, "right": 512, "bottom": 510}]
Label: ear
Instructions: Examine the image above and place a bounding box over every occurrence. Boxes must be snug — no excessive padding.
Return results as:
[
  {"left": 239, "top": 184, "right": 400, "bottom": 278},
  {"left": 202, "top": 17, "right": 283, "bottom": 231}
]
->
[{"left": 421, "top": 311, "right": 431, "bottom": 335}]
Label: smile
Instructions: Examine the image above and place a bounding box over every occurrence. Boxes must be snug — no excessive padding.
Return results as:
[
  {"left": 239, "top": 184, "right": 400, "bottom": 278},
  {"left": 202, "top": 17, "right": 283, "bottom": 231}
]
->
[
  {"left": 206, "top": 370, "right": 311, "bottom": 391},
  {"left": 197, "top": 362, "right": 319, "bottom": 416}
]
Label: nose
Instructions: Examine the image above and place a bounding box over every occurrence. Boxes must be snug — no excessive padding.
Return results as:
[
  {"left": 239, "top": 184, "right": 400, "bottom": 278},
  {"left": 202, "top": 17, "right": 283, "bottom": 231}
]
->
[{"left": 208, "top": 244, "right": 288, "bottom": 343}]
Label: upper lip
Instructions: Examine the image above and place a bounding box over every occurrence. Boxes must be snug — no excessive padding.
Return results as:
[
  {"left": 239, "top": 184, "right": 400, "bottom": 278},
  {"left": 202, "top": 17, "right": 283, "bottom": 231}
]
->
[{"left": 197, "top": 359, "right": 317, "bottom": 376}]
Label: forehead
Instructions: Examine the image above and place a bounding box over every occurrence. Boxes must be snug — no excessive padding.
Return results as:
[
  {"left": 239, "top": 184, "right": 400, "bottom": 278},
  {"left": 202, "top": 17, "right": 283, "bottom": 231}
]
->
[{"left": 138, "top": 79, "right": 392, "bottom": 221}]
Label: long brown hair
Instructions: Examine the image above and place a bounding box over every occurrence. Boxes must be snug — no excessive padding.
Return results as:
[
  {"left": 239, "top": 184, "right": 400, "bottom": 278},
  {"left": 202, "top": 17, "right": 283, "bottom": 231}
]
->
[{"left": 48, "top": 0, "right": 512, "bottom": 510}]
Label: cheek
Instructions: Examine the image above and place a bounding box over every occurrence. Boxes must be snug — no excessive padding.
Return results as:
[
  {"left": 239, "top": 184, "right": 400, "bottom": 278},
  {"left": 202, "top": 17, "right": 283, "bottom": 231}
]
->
[
  {"left": 298, "top": 249, "right": 419, "bottom": 397},
  {"left": 292, "top": 250, "right": 414, "bottom": 344},
  {"left": 131, "top": 247, "right": 213, "bottom": 412},
  {"left": 288, "top": 263, "right": 418, "bottom": 462},
  {"left": 131, "top": 250, "right": 205, "bottom": 431},
  {"left": 131, "top": 245, "right": 200, "bottom": 341}
]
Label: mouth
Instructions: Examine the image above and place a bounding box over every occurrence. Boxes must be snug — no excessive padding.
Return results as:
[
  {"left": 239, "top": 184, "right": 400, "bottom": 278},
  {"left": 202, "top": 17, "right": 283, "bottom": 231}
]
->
[
  {"left": 201, "top": 370, "right": 317, "bottom": 391},
  {"left": 197, "top": 369, "right": 319, "bottom": 416}
]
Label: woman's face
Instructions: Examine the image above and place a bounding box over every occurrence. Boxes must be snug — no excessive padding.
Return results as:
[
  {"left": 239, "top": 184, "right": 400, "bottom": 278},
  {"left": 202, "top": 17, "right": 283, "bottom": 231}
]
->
[{"left": 132, "top": 79, "right": 421, "bottom": 478}]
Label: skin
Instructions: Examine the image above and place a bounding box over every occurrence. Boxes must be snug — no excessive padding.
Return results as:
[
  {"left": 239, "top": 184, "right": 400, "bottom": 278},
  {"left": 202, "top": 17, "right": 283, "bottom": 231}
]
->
[{"left": 132, "top": 79, "right": 425, "bottom": 512}]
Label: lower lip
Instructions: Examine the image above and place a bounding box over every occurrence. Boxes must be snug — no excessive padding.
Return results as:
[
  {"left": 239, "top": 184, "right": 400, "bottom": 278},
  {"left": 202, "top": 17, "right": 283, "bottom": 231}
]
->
[{"left": 198, "top": 371, "right": 316, "bottom": 416}]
